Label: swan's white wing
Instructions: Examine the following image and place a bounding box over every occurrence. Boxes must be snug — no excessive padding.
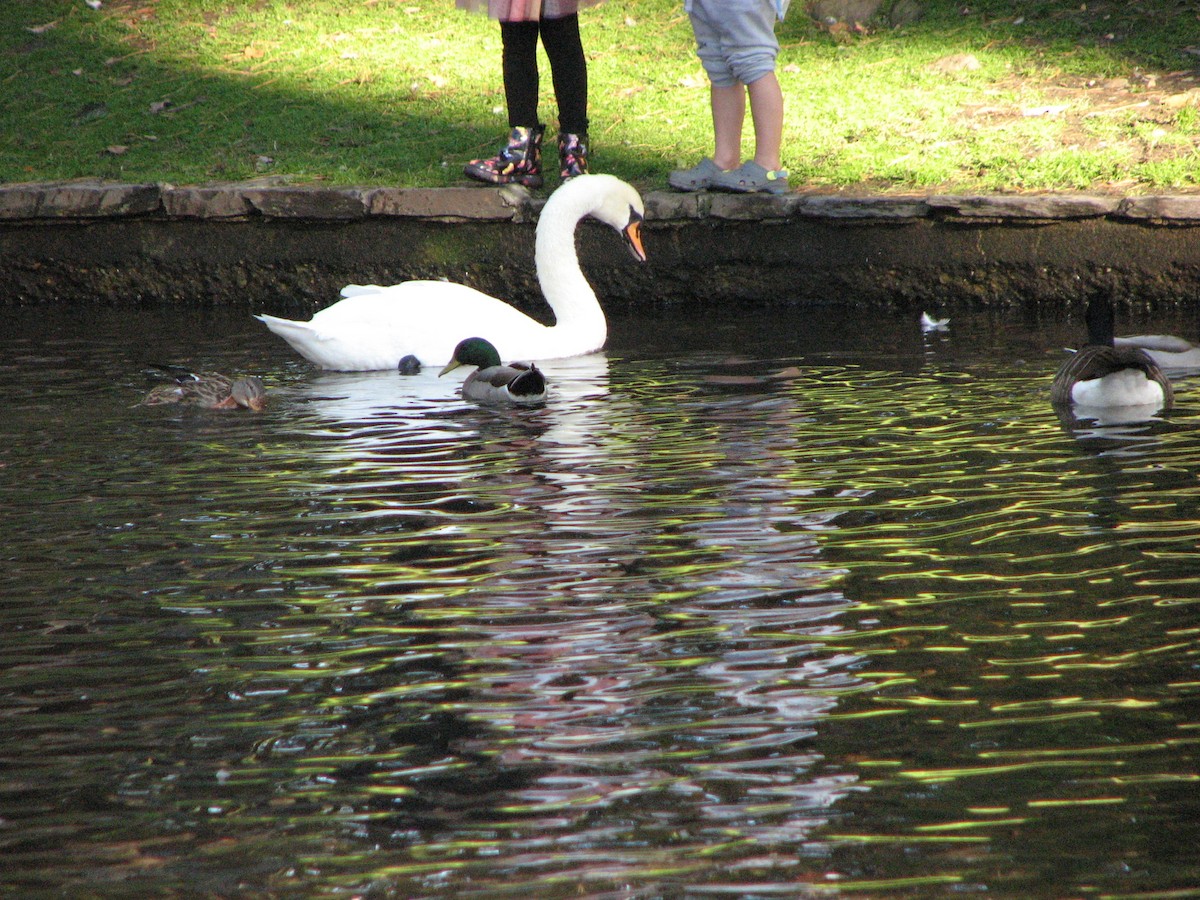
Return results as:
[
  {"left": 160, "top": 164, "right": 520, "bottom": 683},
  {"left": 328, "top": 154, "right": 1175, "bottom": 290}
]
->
[
  {"left": 338, "top": 283, "right": 388, "bottom": 299},
  {"left": 1113, "top": 334, "right": 1200, "bottom": 371},
  {"left": 1115, "top": 334, "right": 1196, "bottom": 354},
  {"left": 259, "top": 281, "right": 554, "bottom": 370}
]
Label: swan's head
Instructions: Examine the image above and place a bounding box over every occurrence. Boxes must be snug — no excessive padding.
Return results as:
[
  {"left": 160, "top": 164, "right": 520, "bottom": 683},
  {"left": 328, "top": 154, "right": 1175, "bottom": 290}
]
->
[{"left": 550, "top": 174, "right": 647, "bottom": 263}]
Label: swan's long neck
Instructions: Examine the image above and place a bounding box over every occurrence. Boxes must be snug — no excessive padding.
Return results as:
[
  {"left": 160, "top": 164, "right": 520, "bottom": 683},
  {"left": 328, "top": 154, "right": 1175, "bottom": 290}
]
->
[{"left": 534, "top": 192, "right": 607, "bottom": 350}]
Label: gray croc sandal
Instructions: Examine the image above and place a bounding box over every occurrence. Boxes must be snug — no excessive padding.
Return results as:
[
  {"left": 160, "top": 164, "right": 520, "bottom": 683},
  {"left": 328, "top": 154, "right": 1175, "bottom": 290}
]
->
[
  {"left": 710, "top": 161, "right": 790, "bottom": 195},
  {"left": 668, "top": 157, "right": 725, "bottom": 191}
]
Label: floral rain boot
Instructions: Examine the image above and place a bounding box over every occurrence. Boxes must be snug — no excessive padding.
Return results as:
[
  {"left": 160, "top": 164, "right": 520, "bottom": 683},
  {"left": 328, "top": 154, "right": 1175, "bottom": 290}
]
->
[
  {"left": 464, "top": 125, "right": 545, "bottom": 188},
  {"left": 557, "top": 132, "right": 589, "bottom": 180}
]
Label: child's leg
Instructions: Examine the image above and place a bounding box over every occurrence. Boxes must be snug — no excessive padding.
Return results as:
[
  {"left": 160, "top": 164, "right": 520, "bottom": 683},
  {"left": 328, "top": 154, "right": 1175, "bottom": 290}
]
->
[
  {"left": 465, "top": 19, "right": 545, "bottom": 187},
  {"left": 746, "top": 71, "right": 783, "bottom": 172},
  {"left": 688, "top": 0, "right": 741, "bottom": 168},
  {"left": 538, "top": 13, "right": 588, "bottom": 135},
  {"left": 710, "top": 83, "right": 746, "bottom": 171},
  {"left": 713, "top": 0, "right": 782, "bottom": 171},
  {"left": 500, "top": 20, "right": 541, "bottom": 127}
]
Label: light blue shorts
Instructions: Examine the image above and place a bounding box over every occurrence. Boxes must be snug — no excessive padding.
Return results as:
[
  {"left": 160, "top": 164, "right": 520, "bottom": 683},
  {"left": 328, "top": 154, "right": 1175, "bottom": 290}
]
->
[{"left": 688, "top": 0, "right": 779, "bottom": 88}]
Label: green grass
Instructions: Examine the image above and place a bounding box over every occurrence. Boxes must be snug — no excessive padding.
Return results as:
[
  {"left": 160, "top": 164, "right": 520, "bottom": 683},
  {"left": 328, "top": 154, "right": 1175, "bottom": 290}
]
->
[{"left": 3, "top": 0, "right": 1200, "bottom": 193}]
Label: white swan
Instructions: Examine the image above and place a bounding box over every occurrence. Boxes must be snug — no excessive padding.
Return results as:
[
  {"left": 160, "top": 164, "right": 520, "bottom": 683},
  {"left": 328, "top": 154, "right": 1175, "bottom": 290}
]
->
[
  {"left": 1113, "top": 333, "right": 1200, "bottom": 371},
  {"left": 254, "top": 174, "right": 646, "bottom": 371}
]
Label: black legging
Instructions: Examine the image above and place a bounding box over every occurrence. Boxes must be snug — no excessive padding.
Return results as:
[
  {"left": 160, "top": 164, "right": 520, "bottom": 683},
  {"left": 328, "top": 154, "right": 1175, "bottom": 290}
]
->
[{"left": 500, "top": 14, "right": 588, "bottom": 135}]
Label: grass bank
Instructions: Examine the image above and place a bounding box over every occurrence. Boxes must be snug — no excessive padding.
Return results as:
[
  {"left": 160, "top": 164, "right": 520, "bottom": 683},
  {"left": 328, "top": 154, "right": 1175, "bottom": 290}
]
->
[{"left": 3, "top": 0, "right": 1200, "bottom": 194}]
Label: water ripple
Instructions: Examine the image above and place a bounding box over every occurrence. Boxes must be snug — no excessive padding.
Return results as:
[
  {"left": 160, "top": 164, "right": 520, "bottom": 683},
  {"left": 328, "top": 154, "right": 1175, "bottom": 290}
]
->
[{"left": 2, "top": 307, "right": 1199, "bottom": 896}]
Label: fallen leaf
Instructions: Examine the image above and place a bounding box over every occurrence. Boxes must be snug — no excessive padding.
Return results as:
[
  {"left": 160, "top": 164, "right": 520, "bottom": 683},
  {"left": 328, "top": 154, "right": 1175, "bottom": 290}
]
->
[
  {"left": 1163, "top": 92, "right": 1200, "bottom": 109},
  {"left": 930, "top": 53, "right": 981, "bottom": 74},
  {"left": 768, "top": 367, "right": 804, "bottom": 380},
  {"left": 27, "top": 20, "right": 59, "bottom": 34},
  {"left": 1022, "top": 104, "right": 1069, "bottom": 117},
  {"left": 73, "top": 101, "right": 109, "bottom": 125},
  {"left": 149, "top": 99, "right": 172, "bottom": 114},
  {"left": 703, "top": 375, "right": 763, "bottom": 385},
  {"left": 1083, "top": 100, "right": 1150, "bottom": 118},
  {"left": 104, "top": 145, "right": 128, "bottom": 156}
]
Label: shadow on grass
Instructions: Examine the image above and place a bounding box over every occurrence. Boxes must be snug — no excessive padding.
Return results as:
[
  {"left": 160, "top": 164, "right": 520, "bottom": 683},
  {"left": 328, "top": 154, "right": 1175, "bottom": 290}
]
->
[{"left": 0, "top": 0, "right": 675, "bottom": 189}]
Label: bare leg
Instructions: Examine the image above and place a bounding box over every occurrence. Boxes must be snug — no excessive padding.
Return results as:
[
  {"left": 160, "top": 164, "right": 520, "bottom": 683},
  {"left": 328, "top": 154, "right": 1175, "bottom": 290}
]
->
[
  {"left": 710, "top": 83, "right": 746, "bottom": 170},
  {"left": 746, "top": 71, "right": 783, "bottom": 171}
]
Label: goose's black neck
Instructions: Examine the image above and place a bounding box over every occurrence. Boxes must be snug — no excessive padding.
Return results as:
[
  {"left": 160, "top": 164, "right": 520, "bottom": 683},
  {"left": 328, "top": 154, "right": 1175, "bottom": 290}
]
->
[{"left": 1084, "top": 295, "right": 1116, "bottom": 348}]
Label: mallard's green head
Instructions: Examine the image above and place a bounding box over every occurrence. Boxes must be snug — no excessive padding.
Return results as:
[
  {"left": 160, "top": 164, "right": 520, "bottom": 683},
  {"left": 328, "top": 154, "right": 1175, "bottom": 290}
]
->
[{"left": 440, "top": 337, "right": 503, "bottom": 376}]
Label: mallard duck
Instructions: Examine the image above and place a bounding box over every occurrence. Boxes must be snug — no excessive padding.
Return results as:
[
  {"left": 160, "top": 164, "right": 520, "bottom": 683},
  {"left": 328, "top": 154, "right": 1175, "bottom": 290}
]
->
[
  {"left": 439, "top": 337, "right": 547, "bottom": 406},
  {"left": 254, "top": 174, "right": 647, "bottom": 371},
  {"left": 141, "top": 366, "right": 267, "bottom": 411},
  {"left": 1051, "top": 296, "right": 1173, "bottom": 410}
]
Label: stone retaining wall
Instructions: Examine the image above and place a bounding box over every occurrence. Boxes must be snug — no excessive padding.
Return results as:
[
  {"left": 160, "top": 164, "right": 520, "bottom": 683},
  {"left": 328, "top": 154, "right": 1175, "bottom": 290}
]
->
[{"left": 3, "top": 179, "right": 1200, "bottom": 313}]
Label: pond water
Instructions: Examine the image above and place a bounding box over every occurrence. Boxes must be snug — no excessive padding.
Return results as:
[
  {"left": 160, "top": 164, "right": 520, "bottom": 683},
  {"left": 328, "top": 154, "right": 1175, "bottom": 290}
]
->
[{"left": 2, "top": 303, "right": 1199, "bottom": 898}]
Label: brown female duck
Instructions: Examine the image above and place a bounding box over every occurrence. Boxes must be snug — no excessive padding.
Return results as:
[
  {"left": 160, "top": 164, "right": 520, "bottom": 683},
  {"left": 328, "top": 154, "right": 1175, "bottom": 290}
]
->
[{"left": 141, "top": 366, "right": 267, "bottom": 411}]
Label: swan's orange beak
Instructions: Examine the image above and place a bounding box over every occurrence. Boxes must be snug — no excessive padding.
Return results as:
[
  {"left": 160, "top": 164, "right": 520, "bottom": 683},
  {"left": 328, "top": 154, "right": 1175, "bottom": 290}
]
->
[{"left": 623, "top": 211, "right": 647, "bottom": 263}]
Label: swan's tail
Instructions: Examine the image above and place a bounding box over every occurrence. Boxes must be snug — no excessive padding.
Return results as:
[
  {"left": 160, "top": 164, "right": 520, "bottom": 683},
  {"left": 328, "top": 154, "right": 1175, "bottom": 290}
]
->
[
  {"left": 255, "top": 314, "right": 330, "bottom": 366},
  {"left": 255, "top": 313, "right": 315, "bottom": 342}
]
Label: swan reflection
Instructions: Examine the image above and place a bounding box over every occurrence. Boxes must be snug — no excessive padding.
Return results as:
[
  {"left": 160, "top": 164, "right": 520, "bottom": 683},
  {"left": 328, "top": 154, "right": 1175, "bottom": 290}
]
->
[
  {"left": 285, "top": 352, "right": 609, "bottom": 446},
  {"left": 277, "top": 348, "right": 862, "bottom": 857}
]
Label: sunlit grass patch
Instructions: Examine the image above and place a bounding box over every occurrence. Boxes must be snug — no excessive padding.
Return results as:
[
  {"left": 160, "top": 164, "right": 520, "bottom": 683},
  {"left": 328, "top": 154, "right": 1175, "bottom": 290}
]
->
[{"left": 1, "top": 0, "right": 1198, "bottom": 192}]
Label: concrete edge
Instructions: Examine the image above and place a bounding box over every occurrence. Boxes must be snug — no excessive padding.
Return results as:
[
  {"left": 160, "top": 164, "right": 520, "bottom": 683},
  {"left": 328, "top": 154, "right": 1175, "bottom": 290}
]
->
[{"left": 4, "top": 179, "right": 1200, "bottom": 225}]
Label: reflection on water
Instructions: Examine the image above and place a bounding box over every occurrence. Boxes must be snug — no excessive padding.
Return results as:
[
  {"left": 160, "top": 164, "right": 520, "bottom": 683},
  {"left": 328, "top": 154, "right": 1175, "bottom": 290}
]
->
[{"left": 1, "top": 305, "right": 1199, "bottom": 897}]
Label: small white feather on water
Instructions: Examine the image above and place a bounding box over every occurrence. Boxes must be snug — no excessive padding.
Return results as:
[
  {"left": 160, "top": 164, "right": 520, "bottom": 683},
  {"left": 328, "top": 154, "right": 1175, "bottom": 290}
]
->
[{"left": 921, "top": 311, "right": 950, "bottom": 333}]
